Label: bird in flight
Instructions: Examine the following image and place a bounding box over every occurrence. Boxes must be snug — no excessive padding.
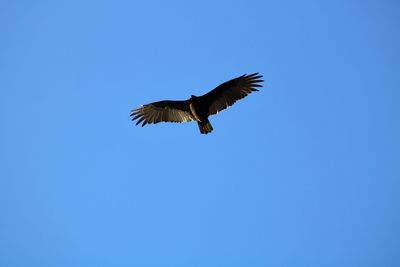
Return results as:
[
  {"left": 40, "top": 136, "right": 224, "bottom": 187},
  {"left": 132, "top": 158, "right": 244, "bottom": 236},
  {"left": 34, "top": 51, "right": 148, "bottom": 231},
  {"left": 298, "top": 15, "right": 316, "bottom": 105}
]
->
[{"left": 130, "top": 73, "right": 263, "bottom": 134}]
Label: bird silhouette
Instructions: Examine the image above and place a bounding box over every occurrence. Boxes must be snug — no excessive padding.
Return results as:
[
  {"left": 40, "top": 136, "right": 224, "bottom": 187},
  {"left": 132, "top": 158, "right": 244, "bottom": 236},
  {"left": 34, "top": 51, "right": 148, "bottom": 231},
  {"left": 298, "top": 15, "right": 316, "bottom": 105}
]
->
[{"left": 130, "top": 73, "right": 263, "bottom": 134}]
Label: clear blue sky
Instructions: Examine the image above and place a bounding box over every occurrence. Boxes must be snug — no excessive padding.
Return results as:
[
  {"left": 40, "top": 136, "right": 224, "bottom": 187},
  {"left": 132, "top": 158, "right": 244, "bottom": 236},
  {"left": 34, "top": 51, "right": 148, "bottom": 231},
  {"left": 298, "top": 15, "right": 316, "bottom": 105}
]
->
[{"left": 1, "top": 1, "right": 399, "bottom": 266}]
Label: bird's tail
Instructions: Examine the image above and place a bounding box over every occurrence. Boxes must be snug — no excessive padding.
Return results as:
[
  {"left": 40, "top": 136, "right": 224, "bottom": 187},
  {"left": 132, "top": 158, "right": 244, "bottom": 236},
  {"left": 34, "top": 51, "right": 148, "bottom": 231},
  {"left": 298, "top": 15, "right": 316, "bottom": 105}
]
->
[{"left": 198, "top": 120, "right": 213, "bottom": 134}]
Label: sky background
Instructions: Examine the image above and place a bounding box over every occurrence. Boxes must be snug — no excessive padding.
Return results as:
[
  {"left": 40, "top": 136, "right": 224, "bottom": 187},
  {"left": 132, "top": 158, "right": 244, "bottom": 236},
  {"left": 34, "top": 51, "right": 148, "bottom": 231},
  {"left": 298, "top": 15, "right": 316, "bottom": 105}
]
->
[{"left": 1, "top": 1, "right": 399, "bottom": 266}]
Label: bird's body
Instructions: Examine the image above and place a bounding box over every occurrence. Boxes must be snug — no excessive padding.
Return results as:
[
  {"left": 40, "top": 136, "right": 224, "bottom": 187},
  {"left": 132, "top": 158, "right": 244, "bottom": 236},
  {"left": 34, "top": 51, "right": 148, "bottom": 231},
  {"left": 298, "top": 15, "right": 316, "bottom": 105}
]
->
[
  {"left": 130, "top": 73, "right": 263, "bottom": 134},
  {"left": 188, "top": 95, "right": 214, "bottom": 134}
]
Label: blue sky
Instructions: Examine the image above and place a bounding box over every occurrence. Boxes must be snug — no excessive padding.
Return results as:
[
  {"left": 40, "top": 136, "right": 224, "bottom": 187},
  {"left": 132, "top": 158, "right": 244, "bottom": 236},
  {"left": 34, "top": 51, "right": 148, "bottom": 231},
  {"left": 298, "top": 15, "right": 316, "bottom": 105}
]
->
[{"left": 1, "top": 0, "right": 399, "bottom": 266}]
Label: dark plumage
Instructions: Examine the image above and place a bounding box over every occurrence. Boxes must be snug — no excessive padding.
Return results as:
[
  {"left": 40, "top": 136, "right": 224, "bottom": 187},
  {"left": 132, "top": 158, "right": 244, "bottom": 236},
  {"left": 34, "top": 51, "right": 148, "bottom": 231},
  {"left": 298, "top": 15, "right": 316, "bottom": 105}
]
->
[{"left": 130, "top": 73, "right": 263, "bottom": 134}]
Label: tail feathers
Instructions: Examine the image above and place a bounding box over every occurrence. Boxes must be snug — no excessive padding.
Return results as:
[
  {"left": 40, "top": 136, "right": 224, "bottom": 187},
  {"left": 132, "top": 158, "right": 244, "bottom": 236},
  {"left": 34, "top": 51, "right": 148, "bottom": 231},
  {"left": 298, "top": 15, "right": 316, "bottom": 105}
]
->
[{"left": 198, "top": 120, "right": 213, "bottom": 134}]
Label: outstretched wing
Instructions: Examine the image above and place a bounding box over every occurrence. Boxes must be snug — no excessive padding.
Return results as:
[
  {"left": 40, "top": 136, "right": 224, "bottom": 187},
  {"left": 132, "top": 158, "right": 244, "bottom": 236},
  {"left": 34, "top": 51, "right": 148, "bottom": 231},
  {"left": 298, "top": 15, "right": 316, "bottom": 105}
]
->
[
  {"left": 130, "top": 100, "right": 193, "bottom": 127},
  {"left": 199, "top": 73, "right": 263, "bottom": 116}
]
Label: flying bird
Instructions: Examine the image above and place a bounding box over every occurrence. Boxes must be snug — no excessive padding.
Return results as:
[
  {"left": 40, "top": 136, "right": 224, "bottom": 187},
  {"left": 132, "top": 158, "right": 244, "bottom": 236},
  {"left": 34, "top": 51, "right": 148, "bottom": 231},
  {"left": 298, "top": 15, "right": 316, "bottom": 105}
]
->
[{"left": 130, "top": 73, "right": 263, "bottom": 134}]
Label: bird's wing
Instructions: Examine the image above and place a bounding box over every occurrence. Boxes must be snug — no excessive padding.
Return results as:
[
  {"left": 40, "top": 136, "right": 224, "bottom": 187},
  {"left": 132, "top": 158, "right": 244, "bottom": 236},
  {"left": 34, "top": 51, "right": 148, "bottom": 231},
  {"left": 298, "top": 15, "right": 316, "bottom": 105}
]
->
[
  {"left": 199, "top": 73, "right": 263, "bottom": 116},
  {"left": 130, "top": 100, "right": 193, "bottom": 126}
]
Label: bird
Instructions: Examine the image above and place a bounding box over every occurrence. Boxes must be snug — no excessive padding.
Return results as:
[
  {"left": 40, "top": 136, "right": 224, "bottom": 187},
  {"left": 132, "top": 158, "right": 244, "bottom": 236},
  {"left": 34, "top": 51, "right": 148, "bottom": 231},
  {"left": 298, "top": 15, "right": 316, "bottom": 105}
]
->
[{"left": 130, "top": 73, "right": 263, "bottom": 134}]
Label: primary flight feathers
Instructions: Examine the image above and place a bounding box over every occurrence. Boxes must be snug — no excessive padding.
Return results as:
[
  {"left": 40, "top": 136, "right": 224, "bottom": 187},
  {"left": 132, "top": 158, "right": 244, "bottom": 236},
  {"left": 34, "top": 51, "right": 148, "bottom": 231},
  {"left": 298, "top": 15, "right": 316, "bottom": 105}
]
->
[{"left": 130, "top": 73, "right": 263, "bottom": 134}]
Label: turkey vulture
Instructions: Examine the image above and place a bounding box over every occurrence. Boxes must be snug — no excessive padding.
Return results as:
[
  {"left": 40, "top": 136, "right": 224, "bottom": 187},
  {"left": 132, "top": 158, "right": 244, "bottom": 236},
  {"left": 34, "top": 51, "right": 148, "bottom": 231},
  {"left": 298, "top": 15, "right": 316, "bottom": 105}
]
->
[{"left": 130, "top": 73, "right": 263, "bottom": 134}]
